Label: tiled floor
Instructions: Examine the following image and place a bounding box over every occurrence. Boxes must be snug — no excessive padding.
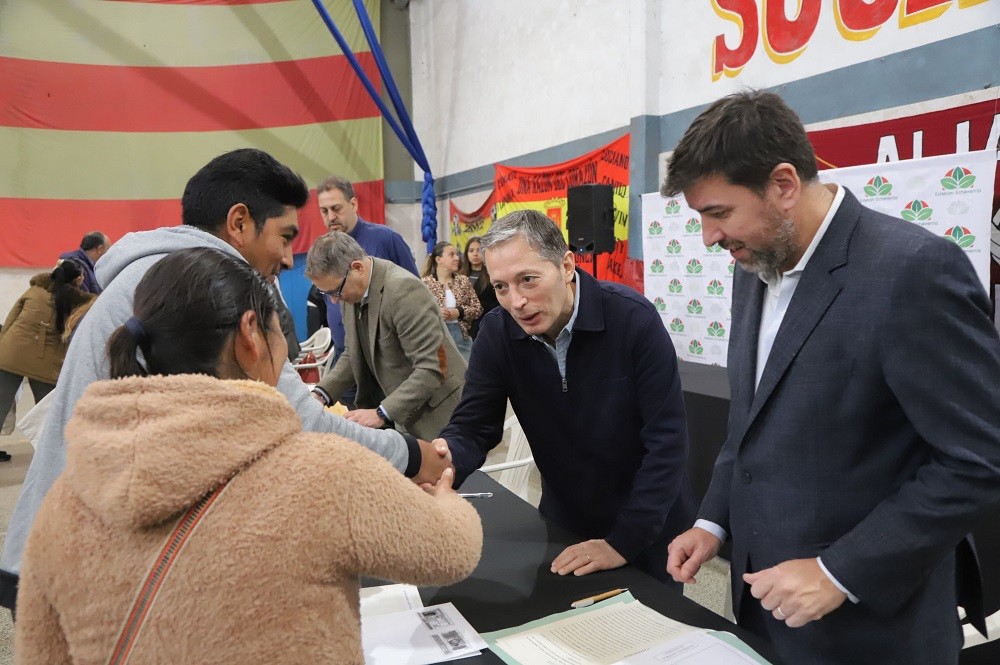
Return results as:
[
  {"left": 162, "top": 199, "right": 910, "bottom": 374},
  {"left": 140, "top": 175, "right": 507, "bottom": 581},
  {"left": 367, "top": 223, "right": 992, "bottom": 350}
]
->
[{"left": 0, "top": 390, "right": 36, "bottom": 665}]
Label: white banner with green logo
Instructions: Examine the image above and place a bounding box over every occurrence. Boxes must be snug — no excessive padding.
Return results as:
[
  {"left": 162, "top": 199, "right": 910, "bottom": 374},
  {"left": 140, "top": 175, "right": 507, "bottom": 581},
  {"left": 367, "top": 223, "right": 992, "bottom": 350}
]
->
[
  {"left": 817, "top": 150, "right": 995, "bottom": 290},
  {"left": 642, "top": 150, "right": 996, "bottom": 368},
  {"left": 641, "top": 194, "right": 734, "bottom": 366}
]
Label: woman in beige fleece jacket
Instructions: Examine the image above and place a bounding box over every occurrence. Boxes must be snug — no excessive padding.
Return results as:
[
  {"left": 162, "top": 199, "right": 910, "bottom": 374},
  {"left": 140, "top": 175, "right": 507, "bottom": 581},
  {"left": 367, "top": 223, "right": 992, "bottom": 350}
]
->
[{"left": 15, "top": 247, "right": 482, "bottom": 664}]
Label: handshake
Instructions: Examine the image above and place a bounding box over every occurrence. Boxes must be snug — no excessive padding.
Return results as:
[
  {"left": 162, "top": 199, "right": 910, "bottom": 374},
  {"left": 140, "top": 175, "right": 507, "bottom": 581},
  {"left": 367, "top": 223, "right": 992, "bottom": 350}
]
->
[
  {"left": 413, "top": 438, "right": 457, "bottom": 497},
  {"left": 311, "top": 391, "right": 456, "bottom": 491},
  {"left": 413, "top": 437, "right": 454, "bottom": 486}
]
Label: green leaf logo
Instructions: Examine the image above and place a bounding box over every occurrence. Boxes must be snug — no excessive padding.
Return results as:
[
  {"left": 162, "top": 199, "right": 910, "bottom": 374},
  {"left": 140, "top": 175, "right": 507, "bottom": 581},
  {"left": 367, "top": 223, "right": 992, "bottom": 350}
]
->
[
  {"left": 686, "top": 259, "right": 703, "bottom": 274},
  {"left": 944, "top": 226, "right": 976, "bottom": 248},
  {"left": 648, "top": 220, "right": 664, "bottom": 236},
  {"left": 706, "top": 279, "right": 725, "bottom": 296},
  {"left": 901, "top": 199, "right": 933, "bottom": 222},
  {"left": 669, "top": 317, "right": 684, "bottom": 332},
  {"left": 653, "top": 297, "right": 667, "bottom": 312},
  {"left": 728, "top": 259, "right": 736, "bottom": 275},
  {"left": 941, "top": 166, "right": 976, "bottom": 190},
  {"left": 667, "top": 278, "right": 683, "bottom": 294},
  {"left": 707, "top": 321, "right": 726, "bottom": 338},
  {"left": 666, "top": 239, "right": 682, "bottom": 254},
  {"left": 864, "top": 175, "right": 893, "bottom": 197},
  {"left": 688, "top": 340, "right": 704, "bottom": 355},
  {"left": 685, "top": 217, "right": 702, "bottom": 233},
  {"left": 650, "top": 259, "right": 665, "bottom": 274},
  {"left": 665, "top": 199, "right": 682, "bottom": 215},
  {"left": 687, "top": 299, "right": 703, "bottom": 315},
  {"left": 706, "top": 243, "right": 723, "bottom": 253}
]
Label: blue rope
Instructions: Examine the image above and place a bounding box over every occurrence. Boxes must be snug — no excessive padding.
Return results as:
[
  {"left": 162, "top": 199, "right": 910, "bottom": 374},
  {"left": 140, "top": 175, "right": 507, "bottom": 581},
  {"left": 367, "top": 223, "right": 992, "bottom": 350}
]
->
[
  {"left": 309, "top": 0, "right": 437, "bottom": 252},
  {"left": 350, "top": 0, "right": 429, "bottom": 171}
]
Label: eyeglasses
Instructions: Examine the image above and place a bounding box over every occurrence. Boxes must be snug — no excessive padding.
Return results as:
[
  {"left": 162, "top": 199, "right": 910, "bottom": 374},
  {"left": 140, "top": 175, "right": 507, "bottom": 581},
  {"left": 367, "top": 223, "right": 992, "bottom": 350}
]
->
[{"left": 317, "top": 266, "right": 351, "bottom": 300}]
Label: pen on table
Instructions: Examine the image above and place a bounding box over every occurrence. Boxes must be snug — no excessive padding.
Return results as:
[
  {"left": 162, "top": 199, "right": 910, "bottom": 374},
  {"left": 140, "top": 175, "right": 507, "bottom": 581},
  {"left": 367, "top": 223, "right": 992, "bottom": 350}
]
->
[
  {"left": 570, "top": 588, "right": 628, "bottom": 609},
  {"left": 458, "top": 492, "right": 493, "bottom": 499}
]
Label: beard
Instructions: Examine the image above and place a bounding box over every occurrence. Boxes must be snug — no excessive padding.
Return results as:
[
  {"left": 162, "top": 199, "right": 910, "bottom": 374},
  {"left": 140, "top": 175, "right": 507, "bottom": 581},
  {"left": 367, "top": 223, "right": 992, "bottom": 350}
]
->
[{"left": 722, "top": 205, "right": 800, "bottom": 282}]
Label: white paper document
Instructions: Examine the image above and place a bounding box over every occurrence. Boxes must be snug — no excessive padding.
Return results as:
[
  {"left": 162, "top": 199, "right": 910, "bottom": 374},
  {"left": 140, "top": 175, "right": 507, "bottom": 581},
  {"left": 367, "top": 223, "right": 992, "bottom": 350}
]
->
[
  {"left": 363, "top": 602, "right": 488, "bottom": 665},
  {"left": 620, "top": 631, "right": 766, "bottom": 664},
  {"left": 360, "top": 583, "right": 424, "bottom": 618},
  {"left": 494, "top": 599, "right": 700, "bottom": 665}
]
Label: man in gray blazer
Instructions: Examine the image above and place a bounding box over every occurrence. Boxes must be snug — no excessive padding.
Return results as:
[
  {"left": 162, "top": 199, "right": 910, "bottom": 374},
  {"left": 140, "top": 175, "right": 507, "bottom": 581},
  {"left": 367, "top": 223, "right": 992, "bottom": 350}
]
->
[
  {"left": 664, "top": 91, "right": 1000, "bottom": 664},
  {"left": 306, "top": 232, "right": 466, "bottom": 441}
]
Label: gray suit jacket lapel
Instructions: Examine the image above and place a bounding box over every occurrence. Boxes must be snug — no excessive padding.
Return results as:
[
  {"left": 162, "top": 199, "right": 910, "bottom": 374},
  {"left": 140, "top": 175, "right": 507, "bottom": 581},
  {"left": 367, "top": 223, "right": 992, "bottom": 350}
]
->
[
  {"left": 741, "top": 190, "right": 860, "bottom": 438},
  {"left": 367, "top": 259, "right": 386, "bottom": 364}
]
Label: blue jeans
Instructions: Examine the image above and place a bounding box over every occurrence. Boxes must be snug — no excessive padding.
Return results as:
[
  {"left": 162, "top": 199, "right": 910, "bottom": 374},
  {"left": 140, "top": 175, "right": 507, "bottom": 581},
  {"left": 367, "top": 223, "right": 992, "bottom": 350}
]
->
[{"left": 447, "top": 322, "right": 472, "bottom": 362}]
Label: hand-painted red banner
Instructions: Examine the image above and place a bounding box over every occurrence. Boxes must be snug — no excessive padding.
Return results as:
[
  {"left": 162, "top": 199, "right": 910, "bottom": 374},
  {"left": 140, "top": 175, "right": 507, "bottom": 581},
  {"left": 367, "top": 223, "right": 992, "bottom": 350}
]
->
[
  {"left": 494, "top": 134, "right": 643, "bottom": 291},
  {"left": 449, "top": 191, "right": 497, "bottom": 253}
]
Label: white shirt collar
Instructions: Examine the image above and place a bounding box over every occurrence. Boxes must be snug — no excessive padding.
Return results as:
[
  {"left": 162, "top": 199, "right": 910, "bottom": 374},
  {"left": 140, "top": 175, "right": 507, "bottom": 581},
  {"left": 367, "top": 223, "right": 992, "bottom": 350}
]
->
[{"left": 359, "top": 257, "right": 374, "bottom": 305}]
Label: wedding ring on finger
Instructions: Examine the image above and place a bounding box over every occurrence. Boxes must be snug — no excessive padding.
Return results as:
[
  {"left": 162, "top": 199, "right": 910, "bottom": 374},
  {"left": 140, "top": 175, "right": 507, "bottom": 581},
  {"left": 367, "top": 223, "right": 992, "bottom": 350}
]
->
[
  {"left": 586, "top": 553, "right": 592, "bottom": 562},
  {"left": 776, "top": 607, "right": 787, "bottom": 619}
]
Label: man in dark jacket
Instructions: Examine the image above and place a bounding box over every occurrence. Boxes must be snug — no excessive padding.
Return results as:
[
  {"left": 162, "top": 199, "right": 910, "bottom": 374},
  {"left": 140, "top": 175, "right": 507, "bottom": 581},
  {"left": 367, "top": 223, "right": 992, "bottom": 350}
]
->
[
  {"left": 59, "top": 231, "right": 109, "bottom": 294},
  {"left": 436, "top": 209, "right": 696, "bottom": 583}
]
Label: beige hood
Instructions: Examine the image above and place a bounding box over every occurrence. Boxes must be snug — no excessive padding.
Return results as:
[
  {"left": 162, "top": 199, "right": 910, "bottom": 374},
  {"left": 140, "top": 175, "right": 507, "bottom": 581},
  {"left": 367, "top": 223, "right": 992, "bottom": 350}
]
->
[{"left": 65, "top": 374, "right": 302, "bottom": 530}]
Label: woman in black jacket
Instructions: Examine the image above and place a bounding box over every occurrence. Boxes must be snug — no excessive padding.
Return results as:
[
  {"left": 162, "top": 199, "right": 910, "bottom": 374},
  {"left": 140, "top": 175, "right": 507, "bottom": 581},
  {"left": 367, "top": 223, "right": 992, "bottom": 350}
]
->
[{"left": 461, "top": 237, "right": 500, "bottom": 339}]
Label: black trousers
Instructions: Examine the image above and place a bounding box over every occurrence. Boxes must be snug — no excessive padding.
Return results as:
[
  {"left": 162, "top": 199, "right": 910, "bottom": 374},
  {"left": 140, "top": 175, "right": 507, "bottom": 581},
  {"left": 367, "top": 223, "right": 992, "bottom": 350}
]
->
[
  {"left": 0, "top": 569, "right": 17, "bottom": 617},
  {"left": 0, "top": 369, "right": 55, "bottom": 435}
]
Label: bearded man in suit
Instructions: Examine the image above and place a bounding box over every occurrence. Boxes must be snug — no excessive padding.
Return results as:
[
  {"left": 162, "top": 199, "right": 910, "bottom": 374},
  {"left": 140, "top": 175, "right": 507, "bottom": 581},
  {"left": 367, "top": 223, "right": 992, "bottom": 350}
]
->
[{"left": 664, "top": 91, "right": 1000, "bottom": 664}]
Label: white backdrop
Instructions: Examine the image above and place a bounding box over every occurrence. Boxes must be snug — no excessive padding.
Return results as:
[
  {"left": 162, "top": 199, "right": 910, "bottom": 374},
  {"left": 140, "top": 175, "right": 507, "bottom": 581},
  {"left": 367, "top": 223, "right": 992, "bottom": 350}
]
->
[{"left": 642, "top": 150, "right": 997, "bottom": 367}]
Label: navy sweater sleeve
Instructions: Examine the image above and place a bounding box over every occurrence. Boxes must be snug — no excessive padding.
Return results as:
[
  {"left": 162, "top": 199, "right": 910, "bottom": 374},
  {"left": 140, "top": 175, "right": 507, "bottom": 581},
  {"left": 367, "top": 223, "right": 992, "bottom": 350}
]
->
[
  {"left": 603, "top": 306, "right": 690, "bottom": 561},
  {"left": 438, "top": 312, "right": 509, "bottom": 487}
]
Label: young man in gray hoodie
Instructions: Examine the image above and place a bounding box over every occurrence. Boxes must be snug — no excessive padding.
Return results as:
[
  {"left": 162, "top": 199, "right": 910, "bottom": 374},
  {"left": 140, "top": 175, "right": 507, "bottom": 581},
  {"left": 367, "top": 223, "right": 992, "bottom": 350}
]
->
[{"left": 0, "top": 149, "right": 450, "bottom": 611}]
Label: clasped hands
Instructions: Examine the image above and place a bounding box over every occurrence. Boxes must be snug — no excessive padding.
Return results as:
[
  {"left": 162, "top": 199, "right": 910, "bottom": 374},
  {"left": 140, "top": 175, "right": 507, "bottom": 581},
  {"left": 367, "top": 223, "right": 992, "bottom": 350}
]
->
[
  {"left": 413, "top": 437, "right": 454, "bottom": 486},
  {"left": 666, "top": 527, "right": 846, "bottom": 628}
]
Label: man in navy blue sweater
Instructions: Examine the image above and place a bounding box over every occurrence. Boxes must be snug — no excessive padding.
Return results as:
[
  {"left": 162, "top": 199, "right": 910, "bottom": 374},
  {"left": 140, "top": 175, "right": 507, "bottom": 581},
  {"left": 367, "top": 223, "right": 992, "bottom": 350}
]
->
[
  {"left": 436, "top": 210, "right": 695, "bottom": 583},
  {"left": 316, "top": 176, "right": 418, "bottom": 275}
]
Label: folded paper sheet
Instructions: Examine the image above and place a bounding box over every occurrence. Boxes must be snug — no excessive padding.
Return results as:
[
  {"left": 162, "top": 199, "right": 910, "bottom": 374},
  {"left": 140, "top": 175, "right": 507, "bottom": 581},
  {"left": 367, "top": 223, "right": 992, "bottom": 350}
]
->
[{"left": 363, "top": 601, "right": 488, "bottom": 665}]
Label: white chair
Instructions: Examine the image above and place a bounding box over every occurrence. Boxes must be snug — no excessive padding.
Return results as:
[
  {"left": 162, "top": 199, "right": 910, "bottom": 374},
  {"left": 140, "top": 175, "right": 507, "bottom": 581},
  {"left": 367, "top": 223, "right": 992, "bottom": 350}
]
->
[
  {"left": 296, "top": 327, "right": 332, "bottom": 360},
  {"left": 481, "top": 416, "right": 534, "bottom": 502}
]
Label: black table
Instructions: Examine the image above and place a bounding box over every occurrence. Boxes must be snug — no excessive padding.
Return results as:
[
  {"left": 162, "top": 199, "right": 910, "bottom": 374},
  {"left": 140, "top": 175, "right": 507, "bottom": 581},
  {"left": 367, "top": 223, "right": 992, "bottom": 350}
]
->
[{"left": 415, "top": 472, "right": 779, "bottom": 664}]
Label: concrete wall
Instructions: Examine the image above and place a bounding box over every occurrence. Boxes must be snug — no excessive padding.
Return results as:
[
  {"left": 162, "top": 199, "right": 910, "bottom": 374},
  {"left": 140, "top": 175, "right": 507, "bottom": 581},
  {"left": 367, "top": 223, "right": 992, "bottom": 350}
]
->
[
  {"left": 409, "top": 0, "right": 630, "bottom": 178},
  {"left": 0, "top": 270, "right": 43, "bottom": 323},
  {"left": 406, "top": 0, "right": 634, "bottom": 256}
]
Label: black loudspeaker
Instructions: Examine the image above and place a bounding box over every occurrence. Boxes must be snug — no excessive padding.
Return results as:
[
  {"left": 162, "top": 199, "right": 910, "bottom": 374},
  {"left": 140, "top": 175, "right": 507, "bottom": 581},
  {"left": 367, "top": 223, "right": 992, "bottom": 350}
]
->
[{"left": 567, "top": 184, "right": 614, "bottom": 254}]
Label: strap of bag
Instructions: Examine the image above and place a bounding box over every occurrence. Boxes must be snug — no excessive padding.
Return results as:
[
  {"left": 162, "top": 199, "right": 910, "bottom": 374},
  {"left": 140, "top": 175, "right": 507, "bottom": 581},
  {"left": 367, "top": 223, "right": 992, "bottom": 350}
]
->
[{"left": 106, "top": 481, "right": 230, "bottom": 665}]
